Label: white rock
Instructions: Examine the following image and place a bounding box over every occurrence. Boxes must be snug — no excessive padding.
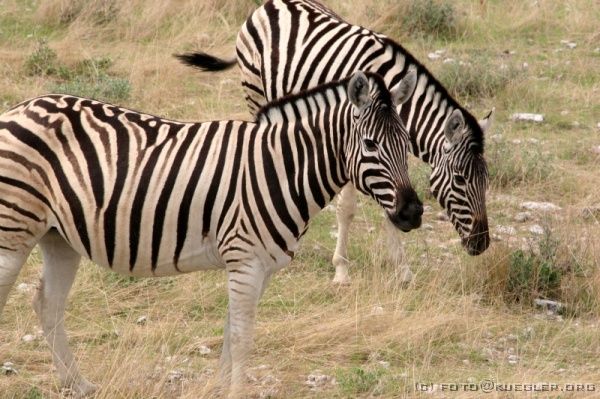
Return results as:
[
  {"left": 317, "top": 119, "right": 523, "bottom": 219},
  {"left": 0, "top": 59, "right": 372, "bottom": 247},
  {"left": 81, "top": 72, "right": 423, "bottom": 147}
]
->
[
  {"left": 592, "top": 146, "right": 600, "bottom": 155},
  {"left": 136, "top": 315, "right": 147, "bottom": 325},
  {"left": 378, "top": 360, "right": 390, "bottom": 369},
  {"left": 367, "top": 226, "right": 376, "bottom": 233},
  {"left": 529, "top": 224, "right": 545, "bottom": 235},
  {"left": 520, "top": 201, "right": 561, "bottom": 212},
  {"left": 21, "top": 334, "right": 36, "bottom": 343},
  {"left": 423, "top": 205, "right": 433, "bottom": 213},
  {"left": 597, "top": 122, "right": 600, "bottom": 129},
  {"left": 306, "top": 371, "right": 335, "bottom": 389},
  {"left": 442, "top": 58, "right": 455, "bottom": 64},
  {"left": 427, "top": 52, "right": 441, "bottom": 61},
  {"left": 507, "top": 334, "right": 518, "bottom": 342},
  {"left": 16, "top": 283, "right": 32, "bottom": 293},
  {"left": 371, "top": 305, "right": 385, "bottom": 315},
  {"left": 522, "top": 62, "right": 529, "bottom": 69},
  {"left": 166, "top": 369, "right": 184, "bottom": 383},
  {"left": 422, "top": 223, "right": 434, "bottom": 231},
  {"left": 491, "top": 134, "right": 503, "bottom": 142},
  {"left": 196, "top": 345, "right": 211, "bottom": 355},
  {"left": 511, "top": 139, "right": 522, "bottom": 144},
  {"left": 507, "top": 354, "right": 519, "bottom": 365},
  {"left": 514, "top": 212, "right": 532, "bottom": 223},
  {"left": 329, "top": 231, "right": 338, "bottom": 239},
  {"left": 496, "top": 225, "right": 517, "bottom": 235},
  {"left": 510, "top": 113, "right": 544, "bottom": 123},
  {"left": 535, "top": 298, "right": 564, "bottom": 313},
  {"left": 527, "top": 138, "right": 540, "bottom": 144},
  {"left": 1, "top": 362, "right": 17, "bottom": 375}
]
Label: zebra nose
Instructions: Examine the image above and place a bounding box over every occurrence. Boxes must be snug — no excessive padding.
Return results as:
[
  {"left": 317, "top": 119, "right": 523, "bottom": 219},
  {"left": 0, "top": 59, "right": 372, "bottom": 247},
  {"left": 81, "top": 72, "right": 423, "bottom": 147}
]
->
[
  {"left": 463, "top": 217, "right": 490, "bottom": 255},
  {"left": 388, "top": 187, "right": 423, "bottom": 232}
]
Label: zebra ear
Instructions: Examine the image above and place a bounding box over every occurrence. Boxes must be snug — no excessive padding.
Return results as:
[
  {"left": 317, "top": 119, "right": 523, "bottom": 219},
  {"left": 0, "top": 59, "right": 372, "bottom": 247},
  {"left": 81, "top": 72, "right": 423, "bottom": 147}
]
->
[
  {"left": 478, "top": 107, "right": 495, "bottom": 133},
  {"left": 444, "top": 109, "right": 465, "bottom": 146},
  {"left": 391, "top": 67, "right": 417, "bottom": 105},
  {"left": 348, "top": 71, "right": 371, "bottom": 109}
]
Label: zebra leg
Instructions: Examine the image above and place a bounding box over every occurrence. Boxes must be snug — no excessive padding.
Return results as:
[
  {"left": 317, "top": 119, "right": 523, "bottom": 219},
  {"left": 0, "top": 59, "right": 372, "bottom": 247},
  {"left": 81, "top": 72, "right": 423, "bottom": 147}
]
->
[
  {"left": 332, "top": 184, "right": 357, "bottom": 285},
  {"left": 0, "top": 249, "right": 29, "bottom": 317},
  {"left": 222, "top": 262, "right": 268, "bottom": 397},
  {"left": 33, "top": 231, "right": 96, "bottom": 397}
]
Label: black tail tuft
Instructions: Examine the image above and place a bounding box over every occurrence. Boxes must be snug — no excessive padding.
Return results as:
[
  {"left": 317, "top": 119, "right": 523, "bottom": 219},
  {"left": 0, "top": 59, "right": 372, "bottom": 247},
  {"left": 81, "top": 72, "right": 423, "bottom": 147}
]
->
[{"left": 174, "top": 52, "right": 236, "bottom": 72}]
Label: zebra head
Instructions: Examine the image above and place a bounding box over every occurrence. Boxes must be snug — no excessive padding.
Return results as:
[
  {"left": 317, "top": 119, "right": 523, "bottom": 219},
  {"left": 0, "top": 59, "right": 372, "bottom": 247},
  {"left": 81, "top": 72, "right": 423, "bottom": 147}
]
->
[
  {"left": 430, "top": 108, "right": 493, "bottom": 255},
  {"left": 346, "top": 71, "right": 423, "bottom": 232}
]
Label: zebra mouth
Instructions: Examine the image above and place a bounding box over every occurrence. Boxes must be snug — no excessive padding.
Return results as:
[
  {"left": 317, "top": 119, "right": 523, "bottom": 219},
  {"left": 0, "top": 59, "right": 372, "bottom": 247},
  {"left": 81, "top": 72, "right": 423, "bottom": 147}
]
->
[{"left": 387, "top": 211, "right": 422, "bottom": 232}]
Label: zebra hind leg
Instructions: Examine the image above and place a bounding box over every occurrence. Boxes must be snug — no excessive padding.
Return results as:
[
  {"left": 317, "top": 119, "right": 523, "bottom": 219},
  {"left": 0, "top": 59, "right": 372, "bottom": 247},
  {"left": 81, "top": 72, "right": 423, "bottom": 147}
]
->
[
  {"left": 332, "top": 184, "right": 357, "bottom": 285},
  {"left": 33, "top": 231, "right": 96, "bottom": 397}
]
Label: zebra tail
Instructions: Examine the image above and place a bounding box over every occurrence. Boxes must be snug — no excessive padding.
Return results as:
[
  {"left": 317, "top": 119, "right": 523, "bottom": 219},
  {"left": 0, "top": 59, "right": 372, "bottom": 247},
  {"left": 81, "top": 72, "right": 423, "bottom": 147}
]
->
[{"left": 174, "top": 52, "right": 236, "bottom": 72}]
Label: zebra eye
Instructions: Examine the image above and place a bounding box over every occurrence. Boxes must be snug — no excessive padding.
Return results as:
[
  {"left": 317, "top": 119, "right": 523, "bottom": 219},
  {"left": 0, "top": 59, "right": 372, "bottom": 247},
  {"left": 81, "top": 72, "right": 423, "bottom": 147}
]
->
[
  {"left": 454, "top": 174, "right": 466, "bottom": 185},
  {"left": 363, "top": 138, "right": 378, "bottom": 152}
]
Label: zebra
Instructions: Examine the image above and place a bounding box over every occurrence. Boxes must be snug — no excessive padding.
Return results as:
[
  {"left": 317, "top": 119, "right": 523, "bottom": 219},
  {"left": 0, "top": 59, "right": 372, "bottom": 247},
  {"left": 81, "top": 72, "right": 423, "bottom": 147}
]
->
[
  {"left": 176, "top": 0, "right": 493, "bottom": 285},
  {"left": 0, "top": 71, "right": 422, "bottom": 397}
]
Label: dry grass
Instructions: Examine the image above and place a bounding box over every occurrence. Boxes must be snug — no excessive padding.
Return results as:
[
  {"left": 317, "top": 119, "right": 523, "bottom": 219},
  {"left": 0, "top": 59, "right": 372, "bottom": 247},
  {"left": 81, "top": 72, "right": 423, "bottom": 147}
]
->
[{"left": 1, "top": 0, "right": 600, "bottom": 398}]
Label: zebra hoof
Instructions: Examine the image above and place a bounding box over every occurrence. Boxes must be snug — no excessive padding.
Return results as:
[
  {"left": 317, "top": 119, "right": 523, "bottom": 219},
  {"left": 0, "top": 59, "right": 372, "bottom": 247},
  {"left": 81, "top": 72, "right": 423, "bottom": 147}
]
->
[
  {"left": 332, "top": 272, "right": 351, "bottom": 285},
  {"left": 61, "top": 378, "right": 98, "bottom": 398}
]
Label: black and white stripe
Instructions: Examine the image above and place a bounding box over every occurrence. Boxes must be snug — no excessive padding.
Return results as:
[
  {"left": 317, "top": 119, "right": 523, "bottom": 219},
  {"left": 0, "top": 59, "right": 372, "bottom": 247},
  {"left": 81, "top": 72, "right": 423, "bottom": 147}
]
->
[
  {"left": 0, "top": 71, "right": 421, "bottom": 396},
  {"left": 177, "top": 0, "right": 492, "bottom": 256}
]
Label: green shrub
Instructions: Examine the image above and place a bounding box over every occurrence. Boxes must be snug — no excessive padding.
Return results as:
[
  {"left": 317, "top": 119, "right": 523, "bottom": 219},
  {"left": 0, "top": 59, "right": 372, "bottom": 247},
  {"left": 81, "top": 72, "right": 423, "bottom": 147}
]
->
[
  {"left": 403, "top": 0, "right": 458, "bottom": 39},
  {"left": 437, "top": 59, "right": 521, "bottom": 100},
  {"left": 487, "top": 139, "right": 553, "bottom": 188},
  {"left": 506, "top": 228, "right": 562, "bottom": 303},
  {"left": 23, "top": 40, "right": 68, "bottom": 77},
  {"left": 336, "top": 367, "right": 385, "bottom": 396}
]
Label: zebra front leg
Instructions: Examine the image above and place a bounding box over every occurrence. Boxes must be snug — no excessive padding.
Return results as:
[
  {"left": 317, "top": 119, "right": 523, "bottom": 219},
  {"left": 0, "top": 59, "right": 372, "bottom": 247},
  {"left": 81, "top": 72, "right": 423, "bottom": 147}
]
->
[
  {"left": 332, "top": 184, "right": 357, "bottom": 285},
  {"left": 221, "top": 261, "right": 269, "bottom": 398},
  {"left": 0, "top": 249, "right": 29, "bottom": 317},
  {"left": 34, "top": 231, "right": 96, "bottom": 398}
]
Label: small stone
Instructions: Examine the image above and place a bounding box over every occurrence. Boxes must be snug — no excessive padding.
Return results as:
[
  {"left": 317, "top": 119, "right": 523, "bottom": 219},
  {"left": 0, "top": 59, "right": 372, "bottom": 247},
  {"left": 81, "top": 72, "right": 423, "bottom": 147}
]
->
[
  {"left": 592, "top": 146, "right": 600, "bottom": 155},
  {"left": 520, "top": 201, "right": 561, "bottom": 212},
  {"left": 166, "top": 370, "right": 184, "bottom": 383},
  {"left": 534, "top": 298, "right": 564, "bottom": 314},
  {"left": 511, "top": 139, "right": 522, "bottom": 144},
  {"left": 491, "top": 134, "right": 503, "bottom": 142},
  {"left": 496, "top": 225, "right": 517, "bottom": 235},
  {"left": 423, "top": 205, "right": 433, "bottom": 213},
  {"left": 196, "top": 345, "right": 211, "bottom": 356},
  {"left": 557, "top": 368, "right": 566, "bottom": 373},
  {"left": 529, "top": 224, "right": 545, "bottom": 235},
  {"left": 136, "top": 315, "right": 148, "bottom": 325},
  {"left": 514, "top": 212, "right": 531, "bottom": 223},
  {"left": 507, "top": 355, "right": 519, "bottom": 365},
  {"left": 21, "top": 334, "right": 36, "bottom": 343},
  {"left": 422, "top": 223, "right": 434, "bottom": 231},
  {"left": 462, "top": 359, "right": 470, "bottom": 365},
  {"left": 435, "top": 211, "right": 449, "bottom": 222},
  {"left": 371, "top": 305, "right": 384, "bottom": 315},
  {"left": 427, "top": 52, "right": 441, "bottom": 61},
  {"left": 442, "top": 58, "right": 455, "bottom": 64},
  {"left": 527, "top": 138, "right": 540, "bottom": 144},
  {"left": 329, "top": 231, "right": 338, "bottom": 239},
  {"left": 522, "top": 62, "right": 529, "bottom": 69},
  {"left": 510, "top": 113, "right": 544, "bottom": 123},
  {"left": 16, "top": 283, "right": 32, "bottom": 293},
  {"left": 507, "top": 334, "right": 518, "bottom": 342},
  {"left": 306, "top": 371, "right": 334, "bottom": 389}
]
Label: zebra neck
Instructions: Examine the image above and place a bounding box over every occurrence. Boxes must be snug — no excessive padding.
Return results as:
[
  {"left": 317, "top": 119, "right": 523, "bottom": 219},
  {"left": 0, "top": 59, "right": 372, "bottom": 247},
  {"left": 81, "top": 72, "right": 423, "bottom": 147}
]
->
[{"left": 262, "top": 98, "right": 351, "bottom": 227}]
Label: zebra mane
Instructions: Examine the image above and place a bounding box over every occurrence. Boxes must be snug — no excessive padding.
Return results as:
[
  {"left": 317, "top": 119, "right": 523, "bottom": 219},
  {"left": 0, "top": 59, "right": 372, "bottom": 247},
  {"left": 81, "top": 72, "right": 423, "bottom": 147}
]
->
[
  {"left": 380, "top": 37, "right": 485, "bottom": 155},
  {"left": 255, "top": 72, "right": 391, "bottom": 121}
]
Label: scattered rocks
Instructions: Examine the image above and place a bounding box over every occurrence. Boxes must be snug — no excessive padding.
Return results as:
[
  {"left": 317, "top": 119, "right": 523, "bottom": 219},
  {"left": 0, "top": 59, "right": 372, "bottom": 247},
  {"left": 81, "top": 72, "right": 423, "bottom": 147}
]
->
[
  {"left": 136, "top": 315, "right": 148, "bottom": 325},
  {"left": 520, "top": 201, "right": 561, "bottom": 212},
  {"left": 435, "top": 211, "right": 449, "bottom": 222},
  {"left": 514, "top": 212, "right": 532, "bottom": 223},
  {"left": 1, "top": 362, "right": 17, "bottom": 375},
  {"left": 510, "top": 113, "right": 544, "bottom": 123},
  {"left": 529, "top": 224, "right": 545, "bottom": 235},
  {"left": 534, "top": 298, "right": 564, "bottom": 314},
  {"left": 496, "top": 225, "right": 517, "bottom": 236},
  {"left": 306, "top": 371, "right": 336, "bottom": 390}
]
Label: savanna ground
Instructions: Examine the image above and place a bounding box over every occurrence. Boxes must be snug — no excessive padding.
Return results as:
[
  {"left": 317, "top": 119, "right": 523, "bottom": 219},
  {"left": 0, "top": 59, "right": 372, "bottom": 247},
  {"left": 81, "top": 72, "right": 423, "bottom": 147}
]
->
[{"left": 0, "top": 0, "right": 599, "bottom": 397}]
